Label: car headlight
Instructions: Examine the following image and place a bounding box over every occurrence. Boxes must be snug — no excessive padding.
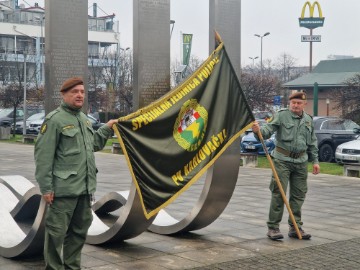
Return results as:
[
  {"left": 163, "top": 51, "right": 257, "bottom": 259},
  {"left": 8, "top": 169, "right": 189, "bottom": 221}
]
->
[{"left": 335, "top": 147, "right": 342, "bottom": 153}]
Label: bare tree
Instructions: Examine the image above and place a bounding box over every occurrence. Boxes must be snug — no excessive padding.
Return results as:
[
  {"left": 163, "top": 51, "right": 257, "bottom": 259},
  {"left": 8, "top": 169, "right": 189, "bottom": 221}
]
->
[
  {"left": 88, "top": 47, "right": 133, "bottom": 117},
  {"left": 0, "top": 52, "right": 12, "bottom": 86},
  {"left": 240, "top": 72, "right": 282, "bottom": 111},
  {"left": 0, "top": 49, "right": 37, "bottom": 136},
  {"left": 331, "top": 74, "right": 360, "bottom": 123}
]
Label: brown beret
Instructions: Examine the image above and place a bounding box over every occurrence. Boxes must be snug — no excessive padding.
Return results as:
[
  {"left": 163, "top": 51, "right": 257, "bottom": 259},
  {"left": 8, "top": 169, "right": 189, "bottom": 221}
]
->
[
  {"left": 60, "top": 77, "right": 84, "bottom": 92},
  {"left": 289, "top": 92, "right": 306, "bottom": 101}
]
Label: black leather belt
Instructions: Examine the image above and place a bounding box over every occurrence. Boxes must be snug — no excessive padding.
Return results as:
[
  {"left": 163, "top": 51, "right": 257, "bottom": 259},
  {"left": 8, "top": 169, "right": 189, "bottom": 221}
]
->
[{"left": 275, "top": 146, "right": 305, "bottom": 159}]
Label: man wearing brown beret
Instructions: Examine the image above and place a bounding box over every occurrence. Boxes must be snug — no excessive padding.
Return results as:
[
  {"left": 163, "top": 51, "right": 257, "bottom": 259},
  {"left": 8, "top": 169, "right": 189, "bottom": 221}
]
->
[
  {"left": 34, "top": 77, "right": 118, "bottom": 269},
  {"left": 252, "top": 91, "right": 320, "bottom": 241}
]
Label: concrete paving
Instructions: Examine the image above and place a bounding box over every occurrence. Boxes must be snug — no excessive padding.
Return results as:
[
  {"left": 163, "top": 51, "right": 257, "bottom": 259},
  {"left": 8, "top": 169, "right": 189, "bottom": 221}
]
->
[{"left": 1, "top": 142, "right": 360, "bottom": 269}]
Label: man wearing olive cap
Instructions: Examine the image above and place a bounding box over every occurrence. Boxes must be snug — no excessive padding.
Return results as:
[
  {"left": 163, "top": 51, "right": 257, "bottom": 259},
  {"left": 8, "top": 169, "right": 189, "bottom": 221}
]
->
[
  {"left": 252, "top": 91, "right": 320, "bottom": 241},
  {"left": 35, "top": 77, "right": 118, "bottom": 269}
]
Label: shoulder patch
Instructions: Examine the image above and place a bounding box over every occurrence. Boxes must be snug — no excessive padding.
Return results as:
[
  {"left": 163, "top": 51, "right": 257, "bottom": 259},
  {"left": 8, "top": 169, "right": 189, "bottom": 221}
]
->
[
  {"left": 40, "top": 123, "right": 47, "bottom": 134},
  {"left": 267, "top": 116, "right": 273, "bottom": 123}
]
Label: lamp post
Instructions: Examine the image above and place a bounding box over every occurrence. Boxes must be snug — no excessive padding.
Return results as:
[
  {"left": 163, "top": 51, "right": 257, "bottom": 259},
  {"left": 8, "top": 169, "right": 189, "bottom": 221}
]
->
[
  {"left": 22, "top": 53, "right": 27, "bottom": 136},
  {"left": 34, "top": 16, "right": 44, "bottom": 84},
  {"left": 13, "top": 26, "right": 32, "bottom": 136},
  {"left": 249, "top": 56, "right": 259, "bottom": 67},
  {"left": 326, "top": 98, "right": 330, "bottom": 116},
  {"left": 254, "top": 32, "right": 270, "bottom": 75}
]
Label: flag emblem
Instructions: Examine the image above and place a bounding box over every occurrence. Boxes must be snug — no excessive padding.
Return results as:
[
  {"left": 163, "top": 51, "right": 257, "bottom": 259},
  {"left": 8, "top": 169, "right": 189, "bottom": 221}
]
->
[{"left": 174, "top": 99, "right": 208, "bottom": 152}]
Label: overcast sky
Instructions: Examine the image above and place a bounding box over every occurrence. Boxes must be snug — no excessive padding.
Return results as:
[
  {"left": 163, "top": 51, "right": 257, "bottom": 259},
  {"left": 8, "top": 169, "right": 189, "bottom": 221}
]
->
[{"left": 27, "top": 0, "right": 360, "bottom": 67}]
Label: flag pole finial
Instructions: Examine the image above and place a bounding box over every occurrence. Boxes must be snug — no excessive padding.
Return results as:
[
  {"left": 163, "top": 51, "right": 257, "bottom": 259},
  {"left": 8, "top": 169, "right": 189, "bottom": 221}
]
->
[{"left": 214, "top": 30, "right": 223, "bottom": 46}]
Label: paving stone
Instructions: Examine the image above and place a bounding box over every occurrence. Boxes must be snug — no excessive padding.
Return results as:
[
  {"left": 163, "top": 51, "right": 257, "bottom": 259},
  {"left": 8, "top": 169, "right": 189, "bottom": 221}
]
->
[{"left": 3, "top": 143, "right": 360, "bottom": 269}]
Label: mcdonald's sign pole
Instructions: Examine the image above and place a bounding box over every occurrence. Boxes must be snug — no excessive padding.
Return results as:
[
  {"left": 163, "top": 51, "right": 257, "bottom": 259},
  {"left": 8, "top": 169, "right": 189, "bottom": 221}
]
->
[{"left": 299, "top": 1, "right": 325, "bottom": 72}]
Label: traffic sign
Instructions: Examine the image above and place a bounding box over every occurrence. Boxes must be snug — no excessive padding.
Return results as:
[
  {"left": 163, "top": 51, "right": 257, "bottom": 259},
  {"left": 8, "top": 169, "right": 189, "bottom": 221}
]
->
[
  {"left": 274, "top": 96, "right": 281, "bottom": 106},
  {"left": 301, "top": 35, "right": 321, "bottom": 42}
]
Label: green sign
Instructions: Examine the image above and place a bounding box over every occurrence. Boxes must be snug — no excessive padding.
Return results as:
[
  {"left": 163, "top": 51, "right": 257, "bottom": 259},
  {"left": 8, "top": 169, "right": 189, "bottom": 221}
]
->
[{"left": 182, "top": 33, "right": 193, "bottom": 66}]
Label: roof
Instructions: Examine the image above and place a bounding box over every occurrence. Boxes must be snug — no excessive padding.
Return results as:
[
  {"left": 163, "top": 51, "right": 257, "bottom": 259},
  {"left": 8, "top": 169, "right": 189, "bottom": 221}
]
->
[{"left": 283, "top": 58, "right": 360, "bottom": 88}]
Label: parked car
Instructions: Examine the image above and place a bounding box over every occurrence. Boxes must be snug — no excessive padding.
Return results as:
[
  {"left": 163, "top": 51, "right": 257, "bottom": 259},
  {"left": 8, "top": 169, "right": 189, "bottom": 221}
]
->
[
  {"left": 0, "top": 108, "right": 24, "bottom": 127},
  {"left": 335, "top": 135, "right": 360, "bottom": 165},
  {"left": 28, "top": 114, "right": 103, "bottom": 135},
  {"left": 253, "top": 111, "right": 273, "bottom": 121},
  {"left": 13, "top": 112, "right": 45, "bottom": 134},
  {"left": 87, "top": 114, "right": 103, "bottom": 130},
  {"left": 0, "top": 108, "right": 43, "bottom": 128},
  {"left": 241, "top": 119, "right": 276, "bottom": 155},
  {"left": 314, "top": 117, "right": 360, "bottom": 162}
]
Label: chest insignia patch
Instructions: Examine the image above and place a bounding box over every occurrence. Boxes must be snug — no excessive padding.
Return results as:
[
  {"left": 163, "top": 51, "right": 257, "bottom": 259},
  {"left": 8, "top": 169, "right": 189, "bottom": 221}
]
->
[{"left": 62, "top": 125, "right": 75, "bottom": 131}]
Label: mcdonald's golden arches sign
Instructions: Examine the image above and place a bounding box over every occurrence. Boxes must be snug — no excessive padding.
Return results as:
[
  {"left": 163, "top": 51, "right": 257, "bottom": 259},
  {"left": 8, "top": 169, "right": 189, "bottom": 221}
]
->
[{"left": 299, "top": 1, "right": 325, "bottom": 29}]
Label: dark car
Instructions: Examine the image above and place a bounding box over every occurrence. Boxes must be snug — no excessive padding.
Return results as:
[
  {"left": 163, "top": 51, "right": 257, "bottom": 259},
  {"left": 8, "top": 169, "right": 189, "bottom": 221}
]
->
[
  {"left": 13, "top": 112, "right": 45, "bottom": 134},
  {"left": 241, "top": 119, "right": 276, "bottom": 155},
  {"left": 253, "top": 111, "right": 273, "bottom": 121},
  {"left": 241, "top": 132, "right": 276, "bottom": 155},
  {"left": 0, "top": 108, "right": 24, "bottom": 127},
  {"left": 87, "top": 114, "right": 103, "bottom": 130},
  {"left": 314, "top": 117, "right": 360, "bottom": 162}
]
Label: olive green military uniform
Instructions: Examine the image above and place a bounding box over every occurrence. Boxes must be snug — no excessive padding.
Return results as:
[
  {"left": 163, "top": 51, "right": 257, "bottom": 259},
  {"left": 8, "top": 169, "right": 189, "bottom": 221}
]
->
[
  {"left": 35, "top": 102, "right": 112, "bottom": 270},
  {"left": 257, "top": 108, "right": 319, "bottom": 229}
]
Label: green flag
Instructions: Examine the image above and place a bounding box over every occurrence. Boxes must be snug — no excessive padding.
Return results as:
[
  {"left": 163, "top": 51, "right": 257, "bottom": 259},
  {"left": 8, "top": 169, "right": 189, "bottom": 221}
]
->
[
  {"left": 114, "top": 42, "right": 254, "bottom": 219},
  {"left": 182, "top": 33, "right": 193, "bottom": 66}
]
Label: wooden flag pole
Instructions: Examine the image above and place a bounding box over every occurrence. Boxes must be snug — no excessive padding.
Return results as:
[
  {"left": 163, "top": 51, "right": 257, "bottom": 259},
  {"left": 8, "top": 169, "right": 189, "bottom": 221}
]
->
[{"left": 256, "top": 130, "right": 303, "bottom": 240}]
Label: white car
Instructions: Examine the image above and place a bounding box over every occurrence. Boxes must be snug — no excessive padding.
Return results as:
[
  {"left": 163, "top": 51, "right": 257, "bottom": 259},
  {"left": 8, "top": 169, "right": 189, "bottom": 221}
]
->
[
  {"left": 14, "top": 112, "right": 45, "bottom": 134},
  {"left": 335, "top": 136, "right": 360, "bottom": 165},
  {"left": 27, "top": 118, "right": 45, "bottom": 134},
  {"left": 28, "top": 114, "right": 103, "bottom": 134}
]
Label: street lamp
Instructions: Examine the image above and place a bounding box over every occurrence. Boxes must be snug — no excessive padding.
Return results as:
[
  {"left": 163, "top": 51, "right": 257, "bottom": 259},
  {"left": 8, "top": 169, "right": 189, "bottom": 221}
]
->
[
  {"left": 170, "top": 20, "right": 175, "bottom": 39},
  {"left": 34, "top": 16, "right": 44, "bottom": 84},
  {"left": 249, "top": 56, "right": 259, "bottom": 67},
  {"left": 254, "top": 32, "right": 270, "bottom": 75},
  {"left": 13, "top": 26, "right": 32, "bottom": 136}
]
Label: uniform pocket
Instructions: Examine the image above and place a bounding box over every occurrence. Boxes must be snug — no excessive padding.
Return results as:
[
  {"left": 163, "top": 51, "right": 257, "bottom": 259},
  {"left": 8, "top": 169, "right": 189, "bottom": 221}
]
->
[
  {"left": 281, "top": 123, "right": 294, "bottom": 142},
  {"left": 53, "top": 170, "right": 77, "bottom": 180},
  {"left": 61, "top": 128, "right": 80, "bottom": 156}
]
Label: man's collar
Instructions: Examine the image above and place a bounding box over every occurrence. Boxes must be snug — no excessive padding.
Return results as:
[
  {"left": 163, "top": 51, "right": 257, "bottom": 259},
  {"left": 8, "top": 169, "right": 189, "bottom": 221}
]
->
[{"left": 61, "top": 102, "right": 81, "bottom": 114}]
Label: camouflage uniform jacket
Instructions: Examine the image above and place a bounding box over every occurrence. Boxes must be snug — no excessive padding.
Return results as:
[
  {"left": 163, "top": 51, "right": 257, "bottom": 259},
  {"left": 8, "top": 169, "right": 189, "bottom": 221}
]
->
[
  {"left": 256, "top": 108, "right": 319, "bottom": 164},
  {"left": 34, "top": 102, "right": 112, "bottom": 196}
]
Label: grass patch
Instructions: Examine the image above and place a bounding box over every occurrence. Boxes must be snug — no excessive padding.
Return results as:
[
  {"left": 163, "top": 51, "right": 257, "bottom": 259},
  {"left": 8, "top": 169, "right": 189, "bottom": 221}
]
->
[
  {"left": 257, "top": 156, "right": 344, "bottom": 176},
  {"left": 0, "top": 134, "right": 31, "bottom": 144},
  {"left": 105, "top": 137, "right": 119, "bottom": 146}
]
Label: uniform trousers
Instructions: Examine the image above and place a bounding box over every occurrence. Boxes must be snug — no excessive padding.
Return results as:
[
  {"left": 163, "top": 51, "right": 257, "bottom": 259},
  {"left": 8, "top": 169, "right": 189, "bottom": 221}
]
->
[
  {"left": 44, "top": 195, "right": 92, "bottom": 270},
  {"left": 267, "top": 158, "right": 308, "bottom": 229}
]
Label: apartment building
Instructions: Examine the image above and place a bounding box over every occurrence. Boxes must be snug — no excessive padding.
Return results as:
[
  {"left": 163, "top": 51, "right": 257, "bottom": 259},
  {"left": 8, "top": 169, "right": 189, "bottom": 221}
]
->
[{"left": 0, "top": 0, "right": 119, "bottom": 86}]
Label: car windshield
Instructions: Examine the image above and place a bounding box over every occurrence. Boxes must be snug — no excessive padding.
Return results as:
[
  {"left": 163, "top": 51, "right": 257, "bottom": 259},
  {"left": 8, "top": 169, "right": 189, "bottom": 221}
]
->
[
  {"left": 87, "top": 117, "right": 97, "bottom": 124},
  {"left": 319, "top": 119, "right": 360, "bottom": 131},
  {"left": 0, "top": 108, "right": 13, "bottom": 118},
  {"left": 253, "top": 111, "right": 273, "bottom": 120},
  {"left": 27, "top": 113, "right": 44, "bottom": 121}
]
